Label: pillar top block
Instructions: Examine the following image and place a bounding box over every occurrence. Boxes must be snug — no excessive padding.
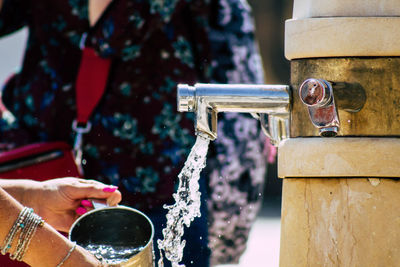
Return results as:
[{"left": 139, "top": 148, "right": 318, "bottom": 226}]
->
[
  {"left": 286, "top": 1, "right": 400, "bottom": 59},
  {"left": 293, "top": 0, "right": 400, "bottom": 19}
]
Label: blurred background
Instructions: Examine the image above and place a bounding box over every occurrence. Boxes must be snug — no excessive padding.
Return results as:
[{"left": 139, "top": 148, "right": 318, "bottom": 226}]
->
[
  {"left": 0, "top": 1, "right": 293, "bottom": 266},
  {"left": 249, "top": 0, "right": 293, "bottom": 204},
  {"left": 222, "top": 1, "right": 293, "bottom": 266}
]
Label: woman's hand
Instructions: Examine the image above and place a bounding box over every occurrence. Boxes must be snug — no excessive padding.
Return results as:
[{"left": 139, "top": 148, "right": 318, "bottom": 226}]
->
[
  {"left": 0, "top": 186, "right": 109, "bottom": 267},
  {"left": 23, "top": 178, "right": 122, "bottom": 232}
]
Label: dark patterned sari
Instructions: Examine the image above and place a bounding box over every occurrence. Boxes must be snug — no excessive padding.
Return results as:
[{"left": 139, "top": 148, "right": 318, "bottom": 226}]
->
[{"left": 0, "top": 0, "right": 267, "bottom": 265}]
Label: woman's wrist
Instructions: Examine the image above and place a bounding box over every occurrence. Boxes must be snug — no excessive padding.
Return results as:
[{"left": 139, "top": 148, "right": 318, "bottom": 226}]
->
[
  {"left": 54, "top": 243, "right": 103, "bottom": 267},
  {"left": 72, "top": 245, "right": 104, "bottom": 267},
  {"left": 23, "top": 223, "right": 104, "bottom": 267}
]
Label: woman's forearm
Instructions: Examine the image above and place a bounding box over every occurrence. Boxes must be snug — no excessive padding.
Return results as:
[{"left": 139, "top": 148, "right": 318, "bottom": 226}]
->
[{"left": 0, "top": 187, "right": 100, "bottom": 266}]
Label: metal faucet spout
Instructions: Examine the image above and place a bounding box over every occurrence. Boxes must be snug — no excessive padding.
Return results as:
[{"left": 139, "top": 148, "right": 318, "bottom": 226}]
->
[{"left": 177, "top": 83, "right": 290, "bottom": 141}]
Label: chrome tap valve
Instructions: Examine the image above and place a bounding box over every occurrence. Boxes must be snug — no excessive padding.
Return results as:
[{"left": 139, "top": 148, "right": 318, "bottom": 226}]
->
[
  {"left": 299, "top": 78, "right": 366, "bottom": 137},
  {"left": 299, "top": 78, "right": 339, "bottom": 137}
]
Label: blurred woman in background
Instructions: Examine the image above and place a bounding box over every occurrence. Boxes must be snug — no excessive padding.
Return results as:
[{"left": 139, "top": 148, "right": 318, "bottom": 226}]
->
[{"left": 0, "top": 0, "right": 267, "bottom": 266}]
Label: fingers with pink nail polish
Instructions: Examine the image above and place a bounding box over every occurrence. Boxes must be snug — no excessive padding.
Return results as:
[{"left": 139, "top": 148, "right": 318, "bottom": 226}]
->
[
  {"left": 103, "top": 186, "right": 118, "bottom": 193},
  {"left": 99, "top": 185, "right": 121, "bottom": 206},
  {"left": 76, "top": 207, "right": 87, "bottom": 215},
  {"left": 81, "top": 199, "right": 93, "bottom": 207}
]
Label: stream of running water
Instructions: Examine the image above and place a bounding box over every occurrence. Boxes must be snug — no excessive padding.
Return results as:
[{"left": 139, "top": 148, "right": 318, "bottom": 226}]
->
[{"left": 157, "top": 135, "right": 211, "bottom": 267}]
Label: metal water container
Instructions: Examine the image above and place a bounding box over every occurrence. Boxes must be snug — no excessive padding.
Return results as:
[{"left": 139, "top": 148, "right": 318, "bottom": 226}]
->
[{"left": 69, "top": 206, "right": 154, "bottom": 267}]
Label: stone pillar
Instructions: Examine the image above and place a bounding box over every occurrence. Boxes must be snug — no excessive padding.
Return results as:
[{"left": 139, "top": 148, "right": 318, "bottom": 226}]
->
[{"left": 280, "top": 1, "right": 400, "bottom": 266}]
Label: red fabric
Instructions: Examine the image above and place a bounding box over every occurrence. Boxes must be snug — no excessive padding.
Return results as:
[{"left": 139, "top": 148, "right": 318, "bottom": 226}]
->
[
  {"left": 0, "top": 48, "right": 107, "bottom": 267},
  {"left": 0, "top": 142, "right": 82, "bottom": 180},
  {"left": 75, "top": 47, "right": 111, "bottom": 124},
  {"left": 0, "top": 256, "right": 30, "bottom": 267}
]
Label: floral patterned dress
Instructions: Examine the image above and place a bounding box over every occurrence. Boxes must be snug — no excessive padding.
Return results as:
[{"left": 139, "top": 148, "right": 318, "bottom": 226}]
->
[{"left": 0, "top": 0, "right": 267, "bottom": 265}]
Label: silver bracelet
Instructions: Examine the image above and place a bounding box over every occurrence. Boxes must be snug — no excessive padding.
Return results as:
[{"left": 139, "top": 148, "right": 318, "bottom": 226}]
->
[
  {"left": 11, "top": 212, "right": 44, "bottom": 261},
  {"left": 56, "top": 242, "right": 77, "bottom": 267},
  {"left": 1, "top": 207, "right": 33, "bottom": 255},
  {"left": 9, "top": 209, "right": 44, "bottom": 261}
]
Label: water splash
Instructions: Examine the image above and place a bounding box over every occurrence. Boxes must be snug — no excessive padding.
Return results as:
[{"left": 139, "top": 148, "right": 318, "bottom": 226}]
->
[
  {"left": 157, "top": 135, "right": 211, "bottom": 267},
  {"left": 83, "top": 244, "right": 144, "bottom": 264}
]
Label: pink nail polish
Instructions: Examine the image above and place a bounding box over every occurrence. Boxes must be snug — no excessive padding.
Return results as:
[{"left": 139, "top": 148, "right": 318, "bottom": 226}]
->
[
  {"left": 81, "top": 200, "right": 93, "bottom": 207},
  {"left": 76, "top": 207, "right": 87, "bottom": 215},
  {"left": 103, "top": 186, "right": 117, "bottom": 193}
]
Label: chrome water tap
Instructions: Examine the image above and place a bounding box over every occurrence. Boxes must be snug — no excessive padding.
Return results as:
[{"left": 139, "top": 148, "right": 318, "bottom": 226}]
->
[
  {"left": 299, "top": 78, "right": 366, "bottom": 137},
  {"left": 177, "top": 83, "right": 290, "bottom": 144}
]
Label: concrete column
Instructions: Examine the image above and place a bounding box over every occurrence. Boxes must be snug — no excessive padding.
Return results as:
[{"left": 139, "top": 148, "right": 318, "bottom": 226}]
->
[
  {"left": 279, "top": 138, "right": 400, "bottom": 266},
  {"left": 280, "top": 1, "right": 400, "bottom": 266}
]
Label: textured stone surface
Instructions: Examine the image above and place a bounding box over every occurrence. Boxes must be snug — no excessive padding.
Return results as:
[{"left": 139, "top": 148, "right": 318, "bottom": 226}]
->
[
  {"left": 293, "top": 0, "right": 400, "bottom": 19},
  {"left": 280, "top": 178, "right": 400, "bottom": 267},
  {"left": 278, "top": 138, "right": 400, "bottom": 178},
  {"left": 285, "top": 17, "right": 400, "bottom": 59},
  {"left": 281, "top": 3, "right": 400, "bottom": 266}
]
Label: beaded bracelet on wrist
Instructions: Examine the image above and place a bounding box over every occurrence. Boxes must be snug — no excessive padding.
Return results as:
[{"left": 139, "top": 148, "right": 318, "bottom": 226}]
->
[
  {"left": 0, "top": 207, "right": 44, "bottom": 261},
  {"left": 1, "top": 207, "right": 32, "bottom": 255},
  {"left": 11, "top": 212, "right": 44, "bottom": 261}
]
